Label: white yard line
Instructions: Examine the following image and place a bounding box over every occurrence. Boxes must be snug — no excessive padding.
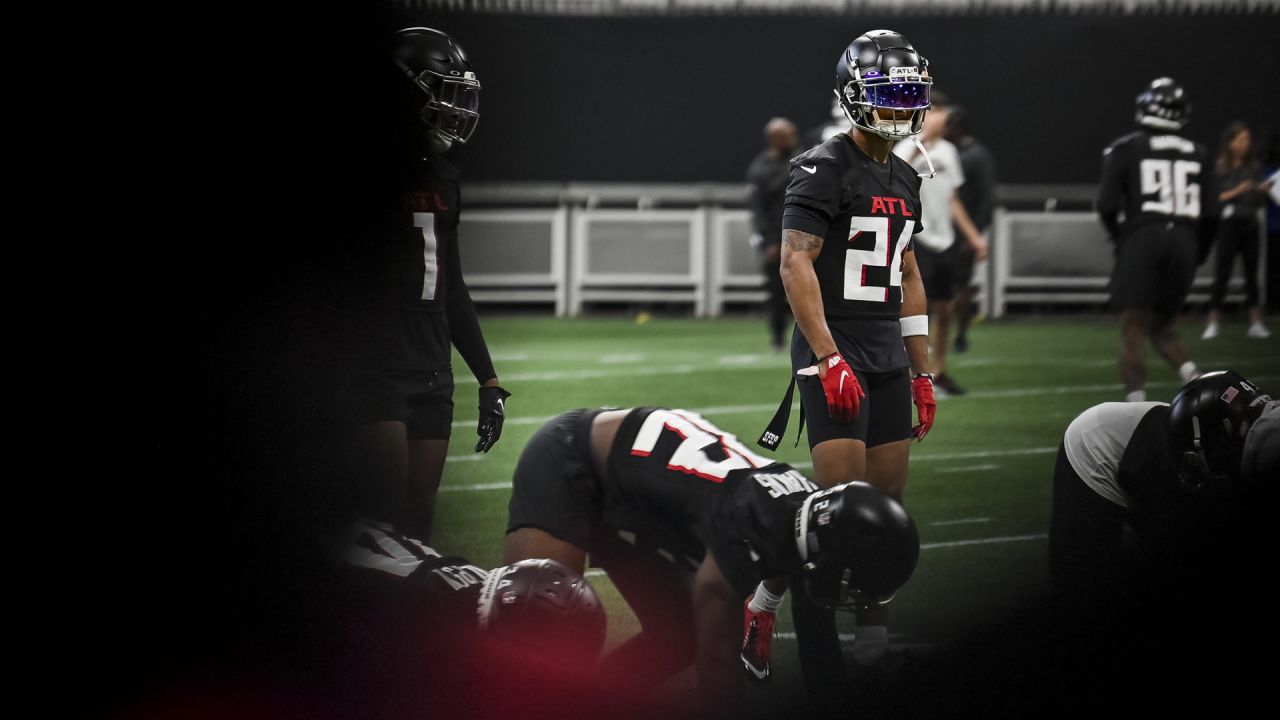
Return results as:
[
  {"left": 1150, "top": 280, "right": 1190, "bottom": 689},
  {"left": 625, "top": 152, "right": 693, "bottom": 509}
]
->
[
  {"left": 920, "top": 533, "right": 1047, "bottom": 550},
  {"left": 931, "top": 518, "right": 991, "bottom": 526},
  {"left": 937, "top": 463, "right": 1002, "bottom": 474}
]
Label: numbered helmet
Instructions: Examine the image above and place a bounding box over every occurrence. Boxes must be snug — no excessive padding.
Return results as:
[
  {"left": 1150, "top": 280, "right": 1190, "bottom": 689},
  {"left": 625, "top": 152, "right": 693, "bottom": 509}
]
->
[
  {"left": 477, "top": 558, "right": 606, "bottom": 666},
  {"left": 393, "top": 27, "right": 481, "bottom": 149},
  {"left": 794, "top": 482, "right": 920, "bottom": 608},
  {"left": 835, "top": 30, "right": 932, "bottom": 140},
  {"left": 1135, "top": 77, "right": 1190, "bottom": 131},
  {"left": 1167, "top": 370, "right": 1271, "bottom": 492}
]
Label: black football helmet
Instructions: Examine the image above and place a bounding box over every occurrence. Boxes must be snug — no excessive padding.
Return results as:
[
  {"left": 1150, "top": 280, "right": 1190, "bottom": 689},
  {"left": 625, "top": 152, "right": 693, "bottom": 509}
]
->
[
  {"left": 793, "top": 482, "right": 920, "bottom": 609},
  {"left": 1167, "top": 370, "right": 1271, "bottom": 492},
  {"left": 1135, "top": 77, "right": 1190, "bottom": 132},
  {"left": 393, "top": 27, "right": 481, "bottom": 149},
  {"left": 476, "top": 558, "right": 606, "bottom": 665},
  {"left": 835, "top": 30, "right": 932, "bottom": 140}
]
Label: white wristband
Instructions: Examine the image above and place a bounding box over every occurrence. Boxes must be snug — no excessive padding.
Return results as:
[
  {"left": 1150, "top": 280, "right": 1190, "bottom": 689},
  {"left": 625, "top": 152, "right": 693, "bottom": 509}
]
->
[{"left": 900, "top": 314, "right": 928, "bottom": 337}]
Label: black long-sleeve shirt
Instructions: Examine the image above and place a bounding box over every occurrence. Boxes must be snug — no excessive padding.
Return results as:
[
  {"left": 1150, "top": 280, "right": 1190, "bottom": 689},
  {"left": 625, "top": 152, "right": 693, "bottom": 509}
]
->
[
  {"left": 953, "top": 135, "right": 997, "bottom": 232},
  {"left": 350, "top": 155, "right": 496, "bottom": 382}
]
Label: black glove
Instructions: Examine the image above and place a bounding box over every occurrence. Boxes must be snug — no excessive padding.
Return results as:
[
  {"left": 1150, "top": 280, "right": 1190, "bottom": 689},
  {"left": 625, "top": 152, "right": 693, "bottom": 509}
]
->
[{"left": 476, "top": 386, "right": 512, "bottom": 453}]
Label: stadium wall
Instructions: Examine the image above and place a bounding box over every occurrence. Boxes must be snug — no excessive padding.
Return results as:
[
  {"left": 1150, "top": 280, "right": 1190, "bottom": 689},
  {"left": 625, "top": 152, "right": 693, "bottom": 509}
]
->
[{"left": 394, "top": 10, "right": 1280, "bottom": 184}]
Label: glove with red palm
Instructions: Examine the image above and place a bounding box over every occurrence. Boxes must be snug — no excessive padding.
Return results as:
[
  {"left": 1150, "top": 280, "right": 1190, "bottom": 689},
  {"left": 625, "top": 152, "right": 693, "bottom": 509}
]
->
[
  {"left": 911, "top": 372, "right": 936, "bottom": 440},
  {"left": 816, "top": 353, "right": 863, "bottom": 423}
]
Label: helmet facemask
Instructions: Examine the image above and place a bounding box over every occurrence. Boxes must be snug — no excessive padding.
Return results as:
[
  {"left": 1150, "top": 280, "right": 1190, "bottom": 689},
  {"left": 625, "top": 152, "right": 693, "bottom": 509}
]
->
[
  {"left": 840, "top": 65, "right": 932, "bottom": 141},
  {"left": 397, "top": 59, "right": 481, "bottom": 147},
  {"left": 1135, "top": 78, "right": 1190, "bottom": 132}
]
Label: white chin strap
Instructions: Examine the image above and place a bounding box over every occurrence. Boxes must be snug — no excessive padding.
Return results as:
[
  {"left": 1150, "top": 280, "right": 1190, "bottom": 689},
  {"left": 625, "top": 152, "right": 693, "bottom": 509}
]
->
[{"left": 910, "top": 136, "right": 937, "bottom": 179}]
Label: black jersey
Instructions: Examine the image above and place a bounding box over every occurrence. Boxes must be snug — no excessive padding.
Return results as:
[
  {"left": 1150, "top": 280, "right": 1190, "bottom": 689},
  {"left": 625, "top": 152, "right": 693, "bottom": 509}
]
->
[
  {"left": 782, "top": 133, "right": 924, "bottom": 321},
  {"left": 342, "top": 517, "right": 489, "bottom": 630},
  {"left": 1096, "top": 130, "right": 1218, "bottom": 239},
  {"left": 600, "top": 408, "right": 819, "bottom": 597},
  {"left": 351, "top": 155, "right": 495, "bottom": 380}
]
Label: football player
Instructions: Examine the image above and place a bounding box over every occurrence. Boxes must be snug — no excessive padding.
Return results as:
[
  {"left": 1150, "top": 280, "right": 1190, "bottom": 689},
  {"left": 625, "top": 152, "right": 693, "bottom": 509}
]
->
[
  {"left": 1096, "top": 78, "right": 1218, "bottom": 403},
  {"left": 338, "top": 516, "right": 607, "bottom": 718},
  {"left": 501, "top": 407, "right": 920, "bottom": 713},
  {"left": 755, "top": 29, "right": 936, "bottom": 689},
  {"left": 1048, "top": 371, "right": 1273, "bottom": 607},
  {"left": 346, "top": 28, "right": 510, "bottom": 543},
  {"left": 893, "top": 91, "right": 989, "bottom": 397}
]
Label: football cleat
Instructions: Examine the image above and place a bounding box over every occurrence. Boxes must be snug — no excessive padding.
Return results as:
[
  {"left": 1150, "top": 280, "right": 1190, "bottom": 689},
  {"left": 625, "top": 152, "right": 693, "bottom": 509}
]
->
[
  {"left": 935, "top": 373, "right": 967, "bottom": 396},
  {"left": 740, "top": 597, "right": 776, "bottom": 684}
]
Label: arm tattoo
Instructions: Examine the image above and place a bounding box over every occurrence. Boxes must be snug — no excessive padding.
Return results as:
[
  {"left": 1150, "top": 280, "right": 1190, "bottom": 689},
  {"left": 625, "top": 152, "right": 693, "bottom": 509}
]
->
[{"left": 783, "top": 229, "right": 823, "bottom": 253}]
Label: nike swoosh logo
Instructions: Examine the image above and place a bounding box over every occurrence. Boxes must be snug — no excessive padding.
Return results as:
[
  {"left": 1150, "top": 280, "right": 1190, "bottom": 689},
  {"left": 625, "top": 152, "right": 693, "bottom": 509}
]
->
[
  {"left": 742, "top": 658, "right": 769, "bottom": 680},
  {"left": 801, "top": 165, "right": 817, "bottom": 174},
  {"left": 839, "top": 371, "right": 849, "bottom": 394},
  {"left": 496, "top": 398, "right": 504, "bottom": 413}
]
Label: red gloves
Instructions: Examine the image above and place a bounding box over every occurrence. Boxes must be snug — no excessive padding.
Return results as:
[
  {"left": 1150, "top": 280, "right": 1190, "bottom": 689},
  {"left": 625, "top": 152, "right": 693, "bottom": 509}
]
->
[
  {"left": 911, "top": 373, "right": 936, "bottom": 440},
  {"left": 817, "top": 353, "right": 863, "bottom": 422}
]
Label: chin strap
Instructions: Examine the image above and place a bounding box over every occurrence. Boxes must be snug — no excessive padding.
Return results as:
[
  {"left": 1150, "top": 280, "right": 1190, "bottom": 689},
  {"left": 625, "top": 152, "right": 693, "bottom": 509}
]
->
[{"left": 910, "top": 135, "right": 937, "bottom": 178}]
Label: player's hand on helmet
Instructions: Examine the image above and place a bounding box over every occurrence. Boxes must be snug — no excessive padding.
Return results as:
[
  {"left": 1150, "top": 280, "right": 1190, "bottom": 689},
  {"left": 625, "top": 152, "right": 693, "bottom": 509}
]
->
[
  {"left": 476, "top": 384, "right": 512, "bottom": 453},
  {"left": 816, "top": 353, "right": 863, "bottom": 422},
  {"left": 910, "top": 373, "right": 936, "bottom": 441}
]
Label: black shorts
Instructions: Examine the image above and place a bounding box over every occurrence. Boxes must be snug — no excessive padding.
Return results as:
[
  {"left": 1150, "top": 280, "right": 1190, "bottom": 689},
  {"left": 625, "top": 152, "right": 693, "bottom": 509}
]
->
[
  {"left": 350, "top": 368, "right": 454, "bottom": 440},
  {"left": 505, "top": 408, "right": 606, "bottom": 549},
  {"left": 798, "top": 366, "right": 913, "bottom": 449},
  {"left": 1109, "top": 222, "right": 1197, "bottom": 315},
  {"left": 914, "top": 244, "right": 958, "bottom": 301}
]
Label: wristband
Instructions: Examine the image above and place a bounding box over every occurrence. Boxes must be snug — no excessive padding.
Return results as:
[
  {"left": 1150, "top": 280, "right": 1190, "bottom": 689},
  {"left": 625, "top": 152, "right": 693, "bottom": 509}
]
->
[{"left": 900, "top": 315, "right": 928, "bottom": 337}]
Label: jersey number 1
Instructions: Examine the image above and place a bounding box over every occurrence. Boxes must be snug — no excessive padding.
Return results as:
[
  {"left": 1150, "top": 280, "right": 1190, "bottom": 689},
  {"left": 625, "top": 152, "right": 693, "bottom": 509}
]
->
[
  {"left": 844, "top": 216, "right": 914, "bottom": 302},
  {"left": 1140, "top": 159, "right": 1201, "bottom": 218},
  {"left": 413, "top": 212, "right": 440, "bottom": 300}
]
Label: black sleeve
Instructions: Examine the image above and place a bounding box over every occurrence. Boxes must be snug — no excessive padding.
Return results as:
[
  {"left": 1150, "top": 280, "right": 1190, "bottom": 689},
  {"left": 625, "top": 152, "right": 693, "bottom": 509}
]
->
[
  {"left": 1096, "top": 141, "right": 1127, "bottom": 240},
  {"left": 1197, "top": 148, "right": 1220, "bottom": 260},
  {"left": 972, "top": 148, "right": 998, "bottom": 232},
  {"left": 444, "top": 214, "right": 497, "bottom": 384},
  {"left": 782, "top": 160, "right": 844, "bottom": 239},
  {"left": 745, "top": 158, "right": 770, "bottom": 237}
]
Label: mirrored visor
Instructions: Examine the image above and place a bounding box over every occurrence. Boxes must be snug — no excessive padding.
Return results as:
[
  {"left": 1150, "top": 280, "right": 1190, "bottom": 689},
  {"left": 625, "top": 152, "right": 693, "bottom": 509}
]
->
[{"left": 865, "top": 80, "right": 931, "bottom": 110}]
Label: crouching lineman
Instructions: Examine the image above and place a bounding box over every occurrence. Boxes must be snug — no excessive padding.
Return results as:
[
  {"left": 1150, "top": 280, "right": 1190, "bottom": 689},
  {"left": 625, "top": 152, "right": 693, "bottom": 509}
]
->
[
  {"left": 1049, "top": 370, "right": 1275, "bottom": 609},
  {"left": 501, "top": 407, "right": 920, "bottom": 714},
  {"left": 336, "top": 517, "right": 607, "bottom": 719}
]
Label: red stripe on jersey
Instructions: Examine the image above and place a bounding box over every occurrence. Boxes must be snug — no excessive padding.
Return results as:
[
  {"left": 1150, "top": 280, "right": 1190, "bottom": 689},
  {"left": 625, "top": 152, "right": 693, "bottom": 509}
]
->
[
  {"left": 665, "top": 464, "right": 727, "bottom": 484},
  {"left": 680, "top": 413, "right": 763, "bottom": 470}
]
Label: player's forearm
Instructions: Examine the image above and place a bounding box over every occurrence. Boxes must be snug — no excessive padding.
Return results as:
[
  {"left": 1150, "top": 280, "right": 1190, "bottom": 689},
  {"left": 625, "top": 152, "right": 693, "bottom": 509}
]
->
[
  {"left": 694, "top": 558, "right": 744, "bottom": 715},
  {"left": 905, "top": 335, "right": 929, "bottom": 375},
  {"left": 780, "top": 231, "right": 838, "bottom": 358},
  {"left": 446, "top": 274, "right": 498, "bottom": 384},
  {"left": 900, "top": 262, "right": 930, "bottom": 374}
]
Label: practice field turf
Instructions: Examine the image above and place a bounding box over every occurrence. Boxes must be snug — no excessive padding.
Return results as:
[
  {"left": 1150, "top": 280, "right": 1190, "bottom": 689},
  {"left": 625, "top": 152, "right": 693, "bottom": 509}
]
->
[{"left": 433, "top": 313, "right": 1278, "bottom": 704}]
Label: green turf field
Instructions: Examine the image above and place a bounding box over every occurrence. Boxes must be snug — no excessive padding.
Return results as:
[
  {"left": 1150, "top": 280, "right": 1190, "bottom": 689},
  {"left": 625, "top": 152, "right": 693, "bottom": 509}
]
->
[{"left": 434, "top": 313, "right": 1278, "bottom": 703}]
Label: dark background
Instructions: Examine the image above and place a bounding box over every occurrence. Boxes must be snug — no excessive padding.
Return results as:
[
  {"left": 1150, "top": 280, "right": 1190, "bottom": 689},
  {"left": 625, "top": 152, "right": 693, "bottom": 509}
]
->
[{"left": 396, "top": 11, "right": 1280, "bottom": 183}]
